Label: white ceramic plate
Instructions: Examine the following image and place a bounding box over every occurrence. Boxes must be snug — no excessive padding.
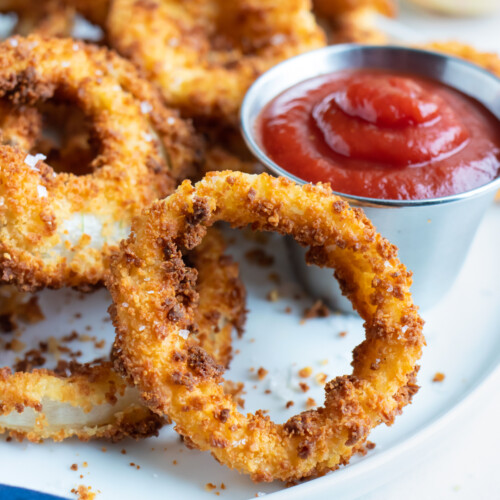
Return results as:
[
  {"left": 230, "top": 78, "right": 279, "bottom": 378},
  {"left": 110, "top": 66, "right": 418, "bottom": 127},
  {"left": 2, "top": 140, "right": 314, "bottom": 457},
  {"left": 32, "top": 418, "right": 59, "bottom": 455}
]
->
[{"left": 0, "top": 199, "right": 499, "bottom": 499}]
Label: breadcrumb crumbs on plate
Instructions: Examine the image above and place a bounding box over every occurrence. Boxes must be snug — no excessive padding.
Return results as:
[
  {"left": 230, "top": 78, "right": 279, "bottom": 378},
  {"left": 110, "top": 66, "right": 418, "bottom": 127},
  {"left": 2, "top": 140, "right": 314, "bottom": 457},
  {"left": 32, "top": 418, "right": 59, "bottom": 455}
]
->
[
  {"left": 264, "top": 389, "right": 271, "bottom": 394},
  {"left": 338, "top": 330, "right": 348, "bottom": 338},
  {"left": 172, "top": 460, "right": 177, "bottom": 465},
  {"left": 70, "top": 464, "right": 78, "bottom": 471},
  {"left": 286, "top": 400, "right": 294, "bottom": 409},
  {"left": 299, "top": 382, "right": 310, "bottom": 393},
  {"left": 315, "top": 372, "right": 328, "bottom": 385},
  {"left": 433, "top": 372, "right": 446, "bottom": 382},
  {"left": 120, "top": 449, "right": 127, "bottom": 455},
  {"left": 320, "top": 359, "right": 329, "bottom": 366},
  {"left": 82, "top": 462, "right": 88, "bottom": 468},
  {"left": 306, "top": 397, "right": 317, "bottom": 409},
  {"left": 101, "top": 447, "right": 106, "bottom": 453},
  {"left": 257, "top": 367, "right": 268, "bottom": 380},
  {"left": 266, "top": 289, "right": 279, "bottom": 302},
  {"left": 298, "top": 366, "right": 312, "bottom": 378},
  {"left": 301, "top": 300, "right": 331, "bottom": 322},
  {"left": 220, "top": 483, "right": 226, "bottom": 490},
  {"left": 284, "top": 306, "right": 292, "bottom": 314},
  {"left": 205, "top": 483, "right": 217, "bottom": 492}
]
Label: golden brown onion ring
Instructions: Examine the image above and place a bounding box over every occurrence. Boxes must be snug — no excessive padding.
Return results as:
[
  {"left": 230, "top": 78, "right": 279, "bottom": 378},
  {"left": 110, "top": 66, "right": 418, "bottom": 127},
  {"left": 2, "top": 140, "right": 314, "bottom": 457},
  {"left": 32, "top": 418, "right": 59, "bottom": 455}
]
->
[
  {"left": 107, "top": 0, "right": 326, "bottom": 125},
  {"left": 109, "top": 171, "right": 424, "bottom": 482},
  {"left": 0, "top": 228, "right": 246, "bottom": 442},
  {"left": 0, "top": 36, "right": 201, "bottom": 291}
]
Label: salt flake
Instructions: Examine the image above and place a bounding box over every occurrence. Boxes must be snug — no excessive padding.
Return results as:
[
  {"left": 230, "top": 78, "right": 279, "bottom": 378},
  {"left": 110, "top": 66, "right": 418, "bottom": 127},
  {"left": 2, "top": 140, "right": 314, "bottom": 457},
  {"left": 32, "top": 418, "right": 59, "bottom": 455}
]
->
[
  {"left": 37, "top": 185, "right": 48, "bottom": 198},
  {"left": 178, "top": 329, "right": 190, "bottom": 340}
]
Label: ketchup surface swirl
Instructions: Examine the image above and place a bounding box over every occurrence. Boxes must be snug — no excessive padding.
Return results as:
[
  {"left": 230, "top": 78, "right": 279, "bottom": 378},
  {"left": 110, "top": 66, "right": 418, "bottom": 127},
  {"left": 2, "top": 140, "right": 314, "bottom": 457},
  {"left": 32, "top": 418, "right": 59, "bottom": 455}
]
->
[{"left": 258, "top": 69, "right": 500, "bottom": 200}]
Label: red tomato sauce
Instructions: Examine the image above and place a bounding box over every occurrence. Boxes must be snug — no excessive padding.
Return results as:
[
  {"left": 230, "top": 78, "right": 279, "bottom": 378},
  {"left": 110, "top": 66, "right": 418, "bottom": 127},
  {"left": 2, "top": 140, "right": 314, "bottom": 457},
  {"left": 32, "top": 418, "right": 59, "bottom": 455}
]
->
[{"left": 258, "top": 69, "right": 500, "bottom": 200}]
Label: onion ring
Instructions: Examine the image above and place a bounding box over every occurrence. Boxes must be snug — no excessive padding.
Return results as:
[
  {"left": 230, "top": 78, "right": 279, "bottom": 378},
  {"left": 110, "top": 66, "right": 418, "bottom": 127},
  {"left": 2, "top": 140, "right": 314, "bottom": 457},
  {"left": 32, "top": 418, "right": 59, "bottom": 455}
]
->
[
  {"left": 107, "top": 0, "right": 326, "bottom": 124},
  {"left": 0, "top": 36, "right": 201, "bottom": 291},
  {"left": 109, "top": 171, "right": 424, "bottom": 482},
  {"left": 0, "top": 227, "right": 246, "bottom": 442}
]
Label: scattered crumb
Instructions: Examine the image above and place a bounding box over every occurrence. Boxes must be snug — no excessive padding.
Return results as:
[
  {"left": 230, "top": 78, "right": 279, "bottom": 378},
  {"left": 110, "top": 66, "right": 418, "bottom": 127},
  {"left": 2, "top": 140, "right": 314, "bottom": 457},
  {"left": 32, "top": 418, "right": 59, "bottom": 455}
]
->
[
  {"left": 366, "top": 441, "right": 376, "bottom": 450},
  {"left": 264, "top": 389, "right": 271, "bottom": 395},
  {"left": 338, "top": 331, "right": 348, "bottom": 338},
  {"left": 172, "top": 460, "right": 177, "bottom": 465},
  {"left": 266, "top": 289, "right": 279, "bottom": 302},
  {"left": 5, "top": 338, "right": 25, "bottom": 352},
  {"left": 248, "top": 338, "right": 255, "bottom": 343},
  {"left": 70, "top": 464, "right": 78, "bottom": 471},
  {"left": 257, "top": 367, "right": 268, "bottom": 380},
  {"left": 286, "top": 401, "right": 294, "bottom": 409},
  {"left": 101, "top": 447, "right": 106, "bottom": 453},
  {"left": 284, "top": 306, "right": 292, "bottom": 314},
  {"left": 301, "top": 300, "right": 331, "bottom": 322},
  {"left": 70, "top": 485, "right": 95, "bottom": 500},
  {"left": 249, "top": 367, "right": 255, "bottom": 373},
  {"left": 320, "top": 359, "right": 328, "bottom": 366},
  {"left": 234, "top": 349, "right": 240, "bottom": 355},
  {"left": 120, "top": 449, "right": 127, "bottom": 455},
  {"left": 298, "top": 366, "right": 312, "bottom": 378},
  {"left": 315, "top": 373, "right": 328, "bottom": 386},
  {"left": 244, "top": 248, "right": 274, "bottom": 267},
  {"left": 74, "top": 313, "right": 82, "bottom": 319},
  {"left": 433, "top": 372, "right": 445, "bottom": 383},
  {"left": 306, "top": 397, "right": 316, "bottom": 409},
  {"left": 95, "top": 339, "right": 105, "bottom": 349},
  {"left": 299, "top": 382, "right": 309, "bottom": 393},
  {"left": 85, "top": 325, "right": 92, "bottom": 331},
  {"left": 82, "top": 462, "right": 88, "bottom": 468},
  {"left": 205, "top": 483, "right": 217, "bottom": 492},
  {"left": 220, "top": 483, "right": 226, "bottom": 490}
]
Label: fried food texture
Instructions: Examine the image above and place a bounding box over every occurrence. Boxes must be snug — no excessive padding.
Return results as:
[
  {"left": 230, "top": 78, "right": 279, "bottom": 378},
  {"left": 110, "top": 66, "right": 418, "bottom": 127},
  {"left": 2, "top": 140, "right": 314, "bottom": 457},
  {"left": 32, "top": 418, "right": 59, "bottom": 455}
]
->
[
  {"left": 0, "top": 228, "right": 246, "bottom": 442},
  {"left": 109, "top": 171, "right": 425, "bottom": 482},
  {"left": 107, "top": 0, "right": 326, "bottom": 125},
  {"left": 0, "top": 36, "right": 201, "bottom": 291}
]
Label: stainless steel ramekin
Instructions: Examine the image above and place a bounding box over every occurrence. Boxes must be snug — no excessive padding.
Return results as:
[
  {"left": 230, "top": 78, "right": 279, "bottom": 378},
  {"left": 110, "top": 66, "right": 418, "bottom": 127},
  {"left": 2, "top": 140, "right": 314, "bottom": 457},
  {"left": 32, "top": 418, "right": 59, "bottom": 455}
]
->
[{"left": 240, "top": 45, "right": 500, "bottom": 313}]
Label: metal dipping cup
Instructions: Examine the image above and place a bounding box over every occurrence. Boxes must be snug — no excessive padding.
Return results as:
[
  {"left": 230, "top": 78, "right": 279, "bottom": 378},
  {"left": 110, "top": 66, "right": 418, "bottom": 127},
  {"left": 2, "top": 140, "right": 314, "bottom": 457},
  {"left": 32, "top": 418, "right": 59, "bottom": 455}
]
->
[{"left": 240, "top": 45, "right": 500, "bottom": 314}]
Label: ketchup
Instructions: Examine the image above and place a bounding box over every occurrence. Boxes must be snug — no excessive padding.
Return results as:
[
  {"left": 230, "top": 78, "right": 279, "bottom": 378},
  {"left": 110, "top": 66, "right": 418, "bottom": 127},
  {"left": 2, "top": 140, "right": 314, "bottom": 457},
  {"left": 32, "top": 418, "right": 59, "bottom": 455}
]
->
[{"left": 258, "top": 69, "right": 500, "bottom": 200}]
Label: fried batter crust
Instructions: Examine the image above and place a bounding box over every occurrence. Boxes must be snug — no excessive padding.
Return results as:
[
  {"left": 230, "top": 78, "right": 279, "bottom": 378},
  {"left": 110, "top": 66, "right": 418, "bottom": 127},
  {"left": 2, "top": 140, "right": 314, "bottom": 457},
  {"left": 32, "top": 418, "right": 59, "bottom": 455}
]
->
[
  {"left": 109, "top": 171, "right": 424, "bottom": 482},
  {"left": 0, "top": 228, "right": 246, "bottom": 442},
  {"left": 0, "top": 36, "right": 201, "bottom": 291},
  {"left": 107, "top": 0, "right": 326, "bottom": 124}
]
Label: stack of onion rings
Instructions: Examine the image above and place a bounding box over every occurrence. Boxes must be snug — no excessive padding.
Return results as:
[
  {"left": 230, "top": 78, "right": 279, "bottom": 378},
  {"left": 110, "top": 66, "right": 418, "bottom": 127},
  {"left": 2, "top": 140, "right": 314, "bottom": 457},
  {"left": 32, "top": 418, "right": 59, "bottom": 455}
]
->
[
  {"left": 109, "top": 171, "right": 424, "bottom": 481},
  {"left": 0, "top": 227, "right": 246, "bottom": 442}
]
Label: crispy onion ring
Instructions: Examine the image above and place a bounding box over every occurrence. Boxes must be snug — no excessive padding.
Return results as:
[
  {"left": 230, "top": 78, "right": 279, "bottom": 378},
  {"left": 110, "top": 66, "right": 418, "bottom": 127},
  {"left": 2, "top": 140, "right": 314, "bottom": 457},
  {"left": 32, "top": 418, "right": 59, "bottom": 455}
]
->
[
  {"left": 109, "top": 171, "right": 424, "bottom": 482},
  {"left": 0, "top": 36, "right": 201, "bottom": 291},
  {"left": 0, "top": 228, "right": 246, "bottom": 442},
  {"left": 107, "top": 0, "right": 326, "bottom": 124},
  {"left": 0, "top": 0, "right": 75, "bottom": 37}
]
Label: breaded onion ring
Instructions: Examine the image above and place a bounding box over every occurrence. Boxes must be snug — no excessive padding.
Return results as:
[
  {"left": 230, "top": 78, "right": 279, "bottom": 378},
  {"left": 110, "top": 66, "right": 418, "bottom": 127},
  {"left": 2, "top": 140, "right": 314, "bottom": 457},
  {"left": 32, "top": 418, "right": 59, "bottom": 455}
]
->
[
  {"left": 107, "top": 0, "right": 326, "bottom": 124},
  {"left": 109, "top": 171, "right": 424, "bottom": 482},
  {"left": 0, "top": 36, "right": 201, "bottom": 291},
  {"left": 0, "top": 228, "right": 246, "bottom": 442},
  {"left": 0, "top": 0, "right": 75, "bottom": 37}
]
